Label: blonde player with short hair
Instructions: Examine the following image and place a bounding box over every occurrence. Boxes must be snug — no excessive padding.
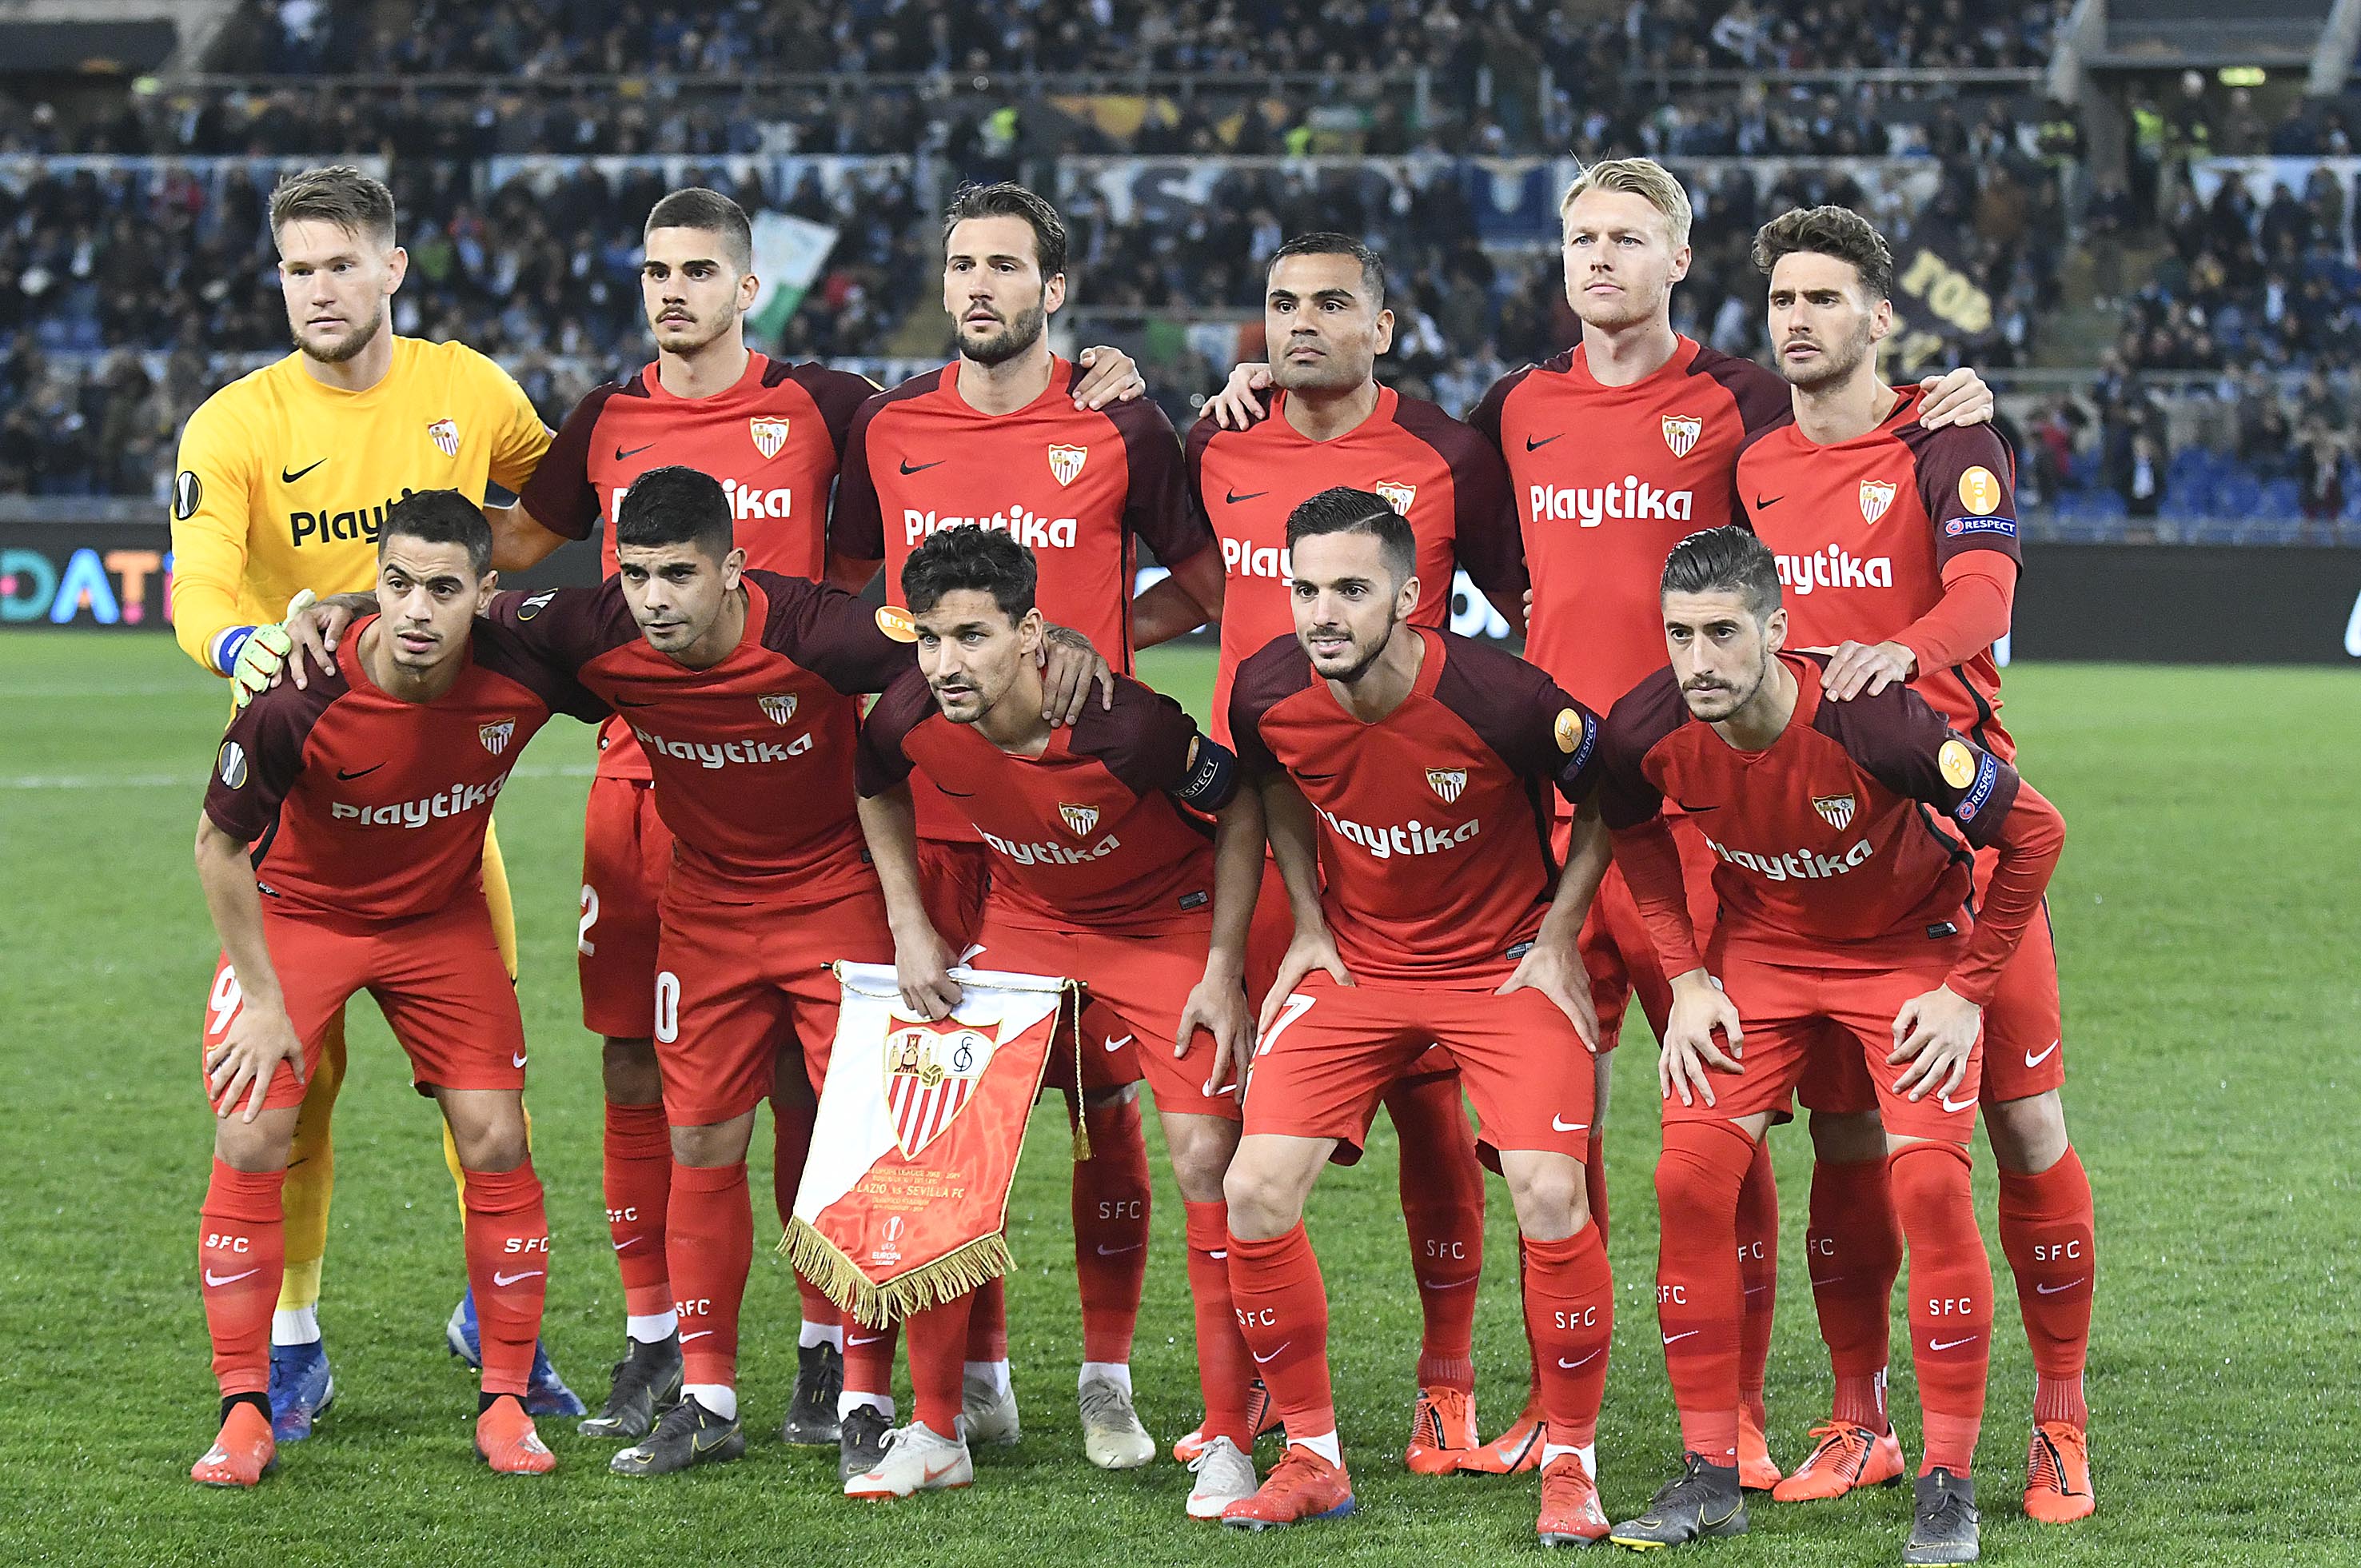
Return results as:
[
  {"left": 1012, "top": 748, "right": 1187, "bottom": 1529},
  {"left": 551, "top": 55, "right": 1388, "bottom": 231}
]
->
[{"left": 171, "top": 164, "right": 580, "bottom": 1437}]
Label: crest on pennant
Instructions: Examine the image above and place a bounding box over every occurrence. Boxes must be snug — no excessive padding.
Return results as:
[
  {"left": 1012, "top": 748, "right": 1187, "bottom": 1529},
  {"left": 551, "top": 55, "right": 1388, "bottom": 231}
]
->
[
  {"left": 1058, "top": 802, "right": 1100, "bottom": 836},
  {"left": 1812, "top": 792, "right": 1857, "bottom": 831},
  {"left": 1858, "top": 479, "right": 1897, "bottom": 524},
  {"left": 1047, "top": 444, "right": 1088, "bottom": 486},
  {"left": 758, "top": 692, "right": 798, "bottom": 725},
  {"left": 1426, "top": 768, "right": 1467, "bottom": 804},
  {"left": 750, "top": 416, "right": 791, "bottom": 461},
  {"left": 479, "top": 719, "right": 516, "bottom": 756},
  {"left": 883, "top": 1016, "right": 997, "bottom": 1159},
  {"left": 1374, "top": 481, "right": 1418, "bottom": 516},
  {"left": 427, "top": 418, "right": 461, "bottom": 458},
  {"left": 1661, "top": 415, "right": 1702, "bottom": 458}
]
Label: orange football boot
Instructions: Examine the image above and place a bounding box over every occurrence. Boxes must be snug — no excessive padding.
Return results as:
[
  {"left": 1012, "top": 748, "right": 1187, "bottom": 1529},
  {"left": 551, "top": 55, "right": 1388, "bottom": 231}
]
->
[
  {"left": 1738, "top": 1406, "right": 1785, "bottom": 1491},
  {"left": 1770, "top": 1420, "right": 1904, "bottom": 1502},
  {"left": 476, "top": 1394, "right": 557, "bottom": 1476},
  {"left": 2024, "top": 1421, "right": 2094, "bottom": 1523},
  {"left": 1456, "top": 1392, "right": 1544, "bottom": 1474},
  {"left": 190, "top": 1402, "right": 276, "bottom": 1488},
  {"left": 1537, "top": 1454, "right": 1610, "bottom": 1546},
  {"left": 1221, "top": 1445, "right": 1356, "bottom": 1529},
  {"left": 1405, "top": 1385, "right": 1480, "bottom": 1474}
]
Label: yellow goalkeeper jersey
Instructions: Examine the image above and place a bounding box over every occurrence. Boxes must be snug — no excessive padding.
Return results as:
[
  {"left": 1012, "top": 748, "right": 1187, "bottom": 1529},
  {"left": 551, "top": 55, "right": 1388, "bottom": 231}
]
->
[{"left": 169, "top": 336, "right": 550, "bottom": 673}]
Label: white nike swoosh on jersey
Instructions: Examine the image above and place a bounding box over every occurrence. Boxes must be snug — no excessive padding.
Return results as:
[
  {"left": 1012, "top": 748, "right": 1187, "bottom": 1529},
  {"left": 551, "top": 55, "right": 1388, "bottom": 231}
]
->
[
  {"left": 2036, "top": 1276, "right": 2088, "bottom": 1295},
  {"left": 512, "top": 1052, "right": 528, "bottom": 1068},
  {"left": 1661, "top": 1330, "right": 1699, "bottom": 1344},
  {"left": 680, "top": 1330, "right": 714, "bottom": 1343},
  {"left": 1928, "top": 1335, "right": 1976, "bottom": 1351},
  {"left": 1103, "top": 1035, "right": 1133, "bottom": 1053},
  {"left": 1250, "top": 1342, "right": 1291, "bottom": 1364},
  {"left": 1552, "top": 1115, "right": 1588, "bottom": 1131},
  {"left": 2024, "top": 1039, "right": 2060, "bottom": 1067},
  {"left": 204, "top": 1267, "right": 260, "bottom": 1287},
  {"left": 1556, "top": 1350, "right": 1603, "bottom": 1370},
  {"left": 492, "top": 1269, "right": 544, "bottom": 1287},
  {"left": 1940, "top": 1093, "right": 1975, "bottom": 1112},
  {"left": 1095, "top": 1243, "right": 1144, "bottom": 1255}
]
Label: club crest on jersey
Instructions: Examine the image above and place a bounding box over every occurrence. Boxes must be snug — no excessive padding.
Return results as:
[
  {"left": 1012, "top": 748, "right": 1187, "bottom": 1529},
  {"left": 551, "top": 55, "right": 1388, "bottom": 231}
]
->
[
  {"left": 1661, "top": 415, "right": 1702, "bottom": 458},
  {"left": 1858, "top": 479, "right": 1898, "bottom": 524},
  {"left": 1058, "top": 802, "right": 1101, "bottom": 836},
  {"left": 1812, "top": 792, "right": 1857, "bottom": 831},
  {"left": 217, "top": 740, "right": 247, "bottom": 789},
  {"left": 883, "top": 1016, "right": 996, "bottom": 1159},
  {"left": 1047, "top": 444, "right": 1088, "bottom": 486},
  {"left": 479, "top": 719, "right": 515, "bottom": 756},
  {"left": 758, "top": 692, "right": 798, "bottom": 725},
  {"left": 1426, "top": 768, "right": 1467, "bottom": 804},
  {"left": 427, "top": 418, "right": 461, "bottom": 458},
  {"left": 750, "top": 416, "right": 791, "bottom": 462},
  {"left": 1374, "top": 481, "right": 1418, "bottom": 516}
]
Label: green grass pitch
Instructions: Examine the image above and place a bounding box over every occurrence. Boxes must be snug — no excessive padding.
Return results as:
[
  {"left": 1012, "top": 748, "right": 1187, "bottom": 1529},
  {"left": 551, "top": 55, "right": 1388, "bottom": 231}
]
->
[{"left": 1, "top": 631, "right": 2355, "bottom": 1566}]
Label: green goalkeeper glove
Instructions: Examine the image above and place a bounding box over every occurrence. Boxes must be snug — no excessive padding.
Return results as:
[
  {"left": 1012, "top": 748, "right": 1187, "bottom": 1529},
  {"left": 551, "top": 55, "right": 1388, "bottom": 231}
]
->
[{"left": 229, "top": 589, "right": 315, "bottom": 709}]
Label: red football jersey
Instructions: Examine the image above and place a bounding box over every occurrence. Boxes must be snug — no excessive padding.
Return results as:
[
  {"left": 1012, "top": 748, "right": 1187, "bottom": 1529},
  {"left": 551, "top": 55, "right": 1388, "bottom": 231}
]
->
[
  {"left": 1737, "top": 385, "right": 2023, "bottom": 758},
  {"left": 858, "top": 669, "right": 1238, "bottom": 936},
  {"left": 829, "top": 356, "right": 1209, "bottom": 840},
  {"left": 492, "top": 569, "right": 915, "bottom": 908},
  {"left": 1186, "top": 385, "right": 1521, "bottom": 746},
  {"left": 203, "top": 614, "right": 600, "bottom": 923},
  {"left": 518, "top": 351, "right": 875, "bottom": 782},
  {"left": 1468, "top": 337, "right": 1789, "bottom": 713},
  {"left": 1229, "top": 626, "right": 1602, "bottom": 987},
  {"left": 1598, "top": 652, "right": 2030, "bottom": 973}
]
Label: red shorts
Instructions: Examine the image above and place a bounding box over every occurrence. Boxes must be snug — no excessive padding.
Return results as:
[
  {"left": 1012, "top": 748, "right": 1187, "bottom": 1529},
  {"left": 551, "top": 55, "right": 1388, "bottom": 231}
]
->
[
  {"left": 578, "top": 775, "right": 673, "bottom": 1039},
  {"left": 1243, "top": 856, "right": 1457, "bottom": 1087},
  {"left": 1798, "top": 844, "right": 2064, "bottom": 1115},
  {"left": 919, "top": 838, "right": 991, "bottom": 951},
  {"left": 653, "top": 882, "right": 895, "bottom": 1127},
  {"left": 1558, "top": 808, "right": 1719, "bottom": 1051},
  {"left": 201, "top": 898, "right": 526, "bottom": 1112},
  {"left": 1243, "top": 973, "right": 1592, "bottom": 1163},
  {"left": 1675, "top": 939, "right": 1983, "bottom": 1143},
  {"left": 966, "top": 916, "right": 1227, "bottom": 1119}
]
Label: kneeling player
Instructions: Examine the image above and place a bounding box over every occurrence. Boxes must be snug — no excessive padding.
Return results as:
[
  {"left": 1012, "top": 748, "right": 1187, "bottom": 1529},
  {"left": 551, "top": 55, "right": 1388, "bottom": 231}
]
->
[
  {"left": 855, "top": 527, "right": 1266, "bottom": 1510},
  {"left": 189, "top": 493, "right": 602, "bottom": 1485},
  {"left": 1219, "top": 489, "right": 1617, "bottom": 1544},
  {"left": 1597, "top": 526, "right": 2064, "bottom": 1565}
]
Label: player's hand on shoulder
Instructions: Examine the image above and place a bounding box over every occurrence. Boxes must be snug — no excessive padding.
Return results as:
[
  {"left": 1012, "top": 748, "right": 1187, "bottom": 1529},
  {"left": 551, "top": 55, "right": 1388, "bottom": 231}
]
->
[
  {"left": 1888, "top": 983, "right": 1980, "bottom": 1103},
  {"left": 1177, "top": 969, "right": 1254, "bottom": 1100},
  {"left": 229, "top": 589, "right": 325, "bottom": 707},
  {"left": 1660, "top": 969, "right": 1743, "bottom": 1108},
  {"left": 1256, "top": 924, "right": 1351, "bottom": 1036},
  {"left": 205, "top": 999, "right": 305, "bottom": 1122},
  {"left": 891, "top": 921, "right": 963, "bottom": 1021},
  {"left": 1039, "top": 623, "right": 1115, "bottom": 722},
  {"left": 1071, "top": 346, "right": 1148, "bottom": 410},
  {"left": 1496, "top": 940, "right": 1601, "bottom": 1053},
  {"left": 1202, "top": 361, "right": 1274, "bottom": 430},
  {"left": 1917, "top": 367, "right": 1994, "bottom": 429},
  {"left": 1821, "top": 639, "right": 1916, "bottom": 700}
]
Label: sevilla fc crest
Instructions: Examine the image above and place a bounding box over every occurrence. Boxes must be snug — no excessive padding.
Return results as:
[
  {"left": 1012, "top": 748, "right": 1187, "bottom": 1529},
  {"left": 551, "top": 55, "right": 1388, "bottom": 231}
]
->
[
  {"left": 1047, "top": 444, "right": 1087, "bottom": 486},
  {"left": 750, "top": 417, "right": 791, "bottom": 461},
  {"left": 1812, "top": 792, "right": 1857, "bottom": 830},
  {"left": 883, "top": 1017, "right": 996, "bottom": 1159},
  {"left": 1374, "top": 481, "right": 1417, "bottom": 516},
  {"left": 1058, "top": 802, "right": 1099, "bottom": 836},
  {"left": 1426, "top": 768, "right": 1467, "bottom": 804},
  {"left": 427, "top": 418, "right": 461, "bottom": 457},
  {"left": 758, "top": 692, "right": 798, "bottom": 725},
  {"left": 1661, "top": 415, "right": 1702, "bottom": 458},
  {"left": 1859, "top": 479, "right": 1897, "bottom": 524},
  {"left": 480, "top": 719, "right": 516, "bottom": 756}
]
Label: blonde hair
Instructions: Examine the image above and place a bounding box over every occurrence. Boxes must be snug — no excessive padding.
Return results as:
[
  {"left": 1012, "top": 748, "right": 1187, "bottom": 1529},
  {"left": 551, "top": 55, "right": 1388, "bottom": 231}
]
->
[
  {"left": 1560, "top": 158, "right": 1693, "bottom": 252},
  {"left": 269, "top": 165, "right": 397, "bottom": 247}
]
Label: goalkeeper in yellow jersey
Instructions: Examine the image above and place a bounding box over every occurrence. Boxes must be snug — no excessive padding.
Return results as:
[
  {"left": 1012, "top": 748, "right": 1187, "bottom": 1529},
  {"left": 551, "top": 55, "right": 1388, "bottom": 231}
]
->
[{"left": 170, "top": 165, "right": 581, "bottom": 1436}]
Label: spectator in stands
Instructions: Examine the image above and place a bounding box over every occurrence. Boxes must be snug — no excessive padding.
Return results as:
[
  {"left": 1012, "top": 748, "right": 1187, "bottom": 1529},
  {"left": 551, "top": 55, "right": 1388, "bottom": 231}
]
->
[
  {"left": 2296, "top": 423, "right": 2346, "bottom": 524},
  {"left": 2118, "top": 430, "right": 2166, "bottom": 521}
]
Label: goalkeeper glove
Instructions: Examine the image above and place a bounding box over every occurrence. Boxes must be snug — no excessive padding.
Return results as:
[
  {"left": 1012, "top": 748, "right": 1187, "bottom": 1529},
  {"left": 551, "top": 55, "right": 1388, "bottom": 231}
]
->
[{"left": 225, "top": 588, "right": 316, "bottom": 709}]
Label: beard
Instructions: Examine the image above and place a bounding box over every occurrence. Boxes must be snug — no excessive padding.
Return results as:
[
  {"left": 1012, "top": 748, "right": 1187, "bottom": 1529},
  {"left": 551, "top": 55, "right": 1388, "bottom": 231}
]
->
[
  {"left": 293, "top": 300, "right": 385, "bottom": 365},
  {"left": 1306, "top": 612, "right": 1397, "bottom": 685},
  {"left": 1778, "top": 319, "right": 1875, "bottom": 389},
  {"left": 651, "top": 305, "right": 731, "bottom": 353},
  {"left": 960, "top": 300, "right": 1047, "bottom": 367}
]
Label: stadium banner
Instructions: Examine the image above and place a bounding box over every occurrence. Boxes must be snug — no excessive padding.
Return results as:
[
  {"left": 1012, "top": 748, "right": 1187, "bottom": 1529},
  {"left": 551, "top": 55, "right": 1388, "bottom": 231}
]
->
[
  {"left": 782, "top": 962, "right": 1079, "bottom": 1327},
  {"left": 747, "top": 212, "right": 840, "bottom": 339}
]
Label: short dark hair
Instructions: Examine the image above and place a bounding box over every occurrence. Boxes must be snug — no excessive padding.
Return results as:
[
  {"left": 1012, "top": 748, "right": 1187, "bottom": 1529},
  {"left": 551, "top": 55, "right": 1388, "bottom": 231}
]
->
[
  {"left": 615, "top": 465, "right": 733, "bottom": 561},
  {"left": 1661, "top": 525, "right": 1781, "bottom": 619},
  {"left": 1751, "top": 204, "right": 1893, "bottom": 300},
  {"left": 644, "top": 186, "right": 753, "bottom": 274},
  {"left": 1269, "top": 232, "right": 1386, "bottom": 308},
  {"left": 1285, "top": 486, "right": 1416, "bottom": 585},
  {"left": 270, "top": 164, "right": 397, "bottom": 248},
  {"left": 943, "top": 182, "right": 1067, "bottom": 278},
  {"left": 380, "top": 489, "right": 491, "bottom": 577},
  {"left": 902, "top": 526, "right": 1038, "bottom": 623}
]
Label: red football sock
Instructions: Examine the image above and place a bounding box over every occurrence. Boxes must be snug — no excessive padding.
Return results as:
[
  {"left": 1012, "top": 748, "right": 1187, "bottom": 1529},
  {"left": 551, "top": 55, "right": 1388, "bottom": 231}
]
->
[
  {"left": 602, "top": 1101, "right": 672, "bottom": 1321},
  {"left": 462, "top": 1162, "right": 550, "bottom": 1398},
  {"left": 666, "top": 1159, "right": 752, "bottom": 1391},
  {"left": 1808, "top": 1155, "right": 1902, "bottom": 1432},
  {"left": 1654, "top": 1120, "right": 1757, "bottom": 1463},
  {"left": 1998, "top": 1144, "right": 2095, "bottom": 1430},
  {"left": 1185, "top": 1200, "right": 1256, "bottom": 1445},
  {"left": 200, "top": 1160, "right": 285, "bottom": 1398},
  {"left": 1226, "top": 1223, "right": 1335, "bottom": 1440},
  {"left": 1735, "top": 1135, "right": 1778, "bottom": 1426},
  {"left": 905, "top": 1294, "right": 975, "bottom": 1435},
  {"left": 1891, "top": 1143, "right": 1992, "bottom": 1475},
  {"left": 1523, "top": 1224, "right": 1614, "bottom": 1450},
  {"left": 963, "top": 1275, "right": 1008, "bottom": 1362},
  {"left": 1386, "top": 1073, "right": 1482, "bottom": 1391},
  {"left": 843, "top": 1319, "right": 899, "bottom": 1403},
  {"left": 1071, "top": 1095, "right": 1150, "bottom": 1365}
]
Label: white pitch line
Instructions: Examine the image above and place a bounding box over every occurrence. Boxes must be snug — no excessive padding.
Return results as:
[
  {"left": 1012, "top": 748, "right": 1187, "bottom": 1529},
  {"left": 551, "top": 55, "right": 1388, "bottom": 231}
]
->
[{"left": 2, "top": 760, "right": 599, "bottom": 792}]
